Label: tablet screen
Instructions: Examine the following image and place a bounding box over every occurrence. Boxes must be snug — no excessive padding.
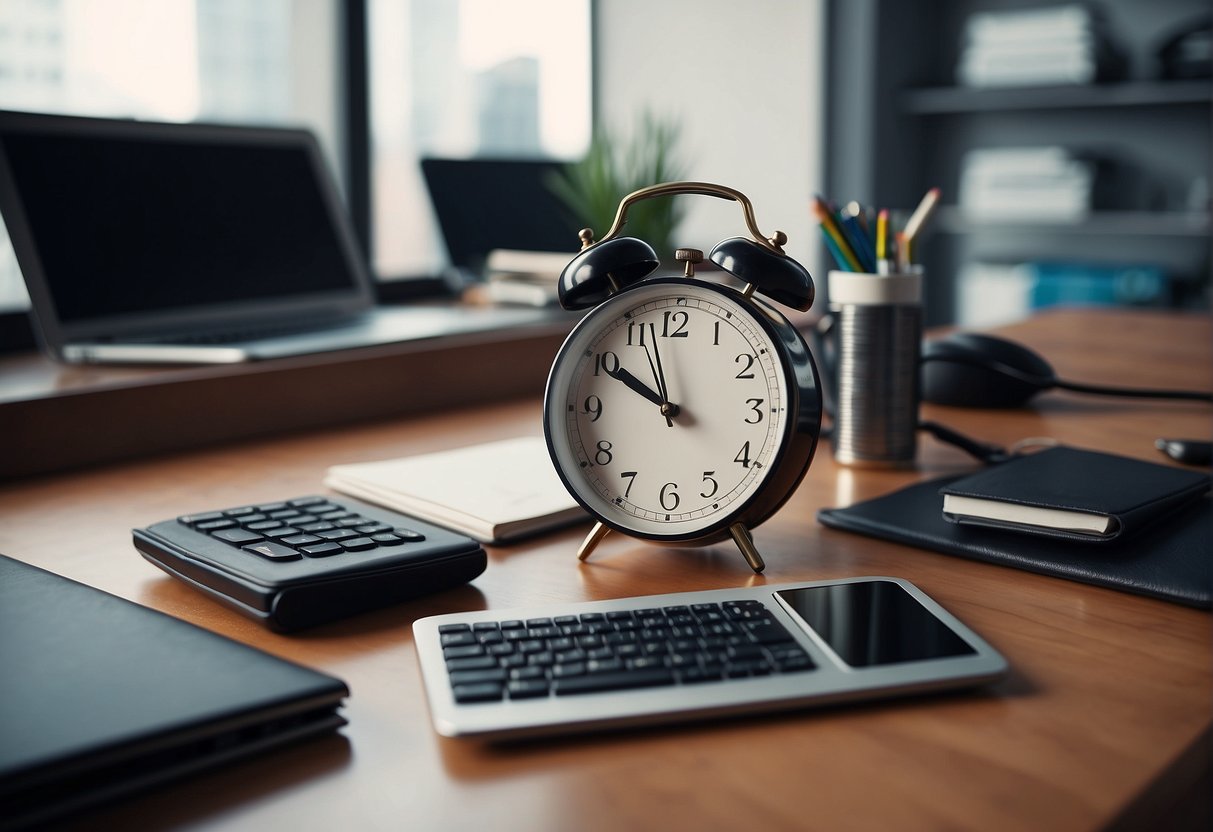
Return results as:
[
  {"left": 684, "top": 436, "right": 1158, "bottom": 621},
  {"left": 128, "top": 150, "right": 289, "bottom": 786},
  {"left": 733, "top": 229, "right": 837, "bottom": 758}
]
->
[{"left": 775, "top": 580, "right": 976, "bottom": 667}]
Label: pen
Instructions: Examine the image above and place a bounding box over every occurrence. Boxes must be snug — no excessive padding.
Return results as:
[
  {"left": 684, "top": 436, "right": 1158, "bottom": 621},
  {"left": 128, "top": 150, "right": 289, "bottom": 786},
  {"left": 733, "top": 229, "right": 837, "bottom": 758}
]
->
[{"left": 811, "top": 196, "right": 862, "bottom": 272}]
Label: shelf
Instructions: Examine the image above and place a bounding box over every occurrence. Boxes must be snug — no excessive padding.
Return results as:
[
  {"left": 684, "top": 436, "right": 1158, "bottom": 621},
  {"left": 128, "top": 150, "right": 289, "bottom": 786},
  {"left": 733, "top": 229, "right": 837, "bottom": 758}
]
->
[
  {"left": 935, "top": 207, "right": 1212, "bottom": 237},
  {"left": 901, "top": 79, "right": 1212, "bottom": 115}
]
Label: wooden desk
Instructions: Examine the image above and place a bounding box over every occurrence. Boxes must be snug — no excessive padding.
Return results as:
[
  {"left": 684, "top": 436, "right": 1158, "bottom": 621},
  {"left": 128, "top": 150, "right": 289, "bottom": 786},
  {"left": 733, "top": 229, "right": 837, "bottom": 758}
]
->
[{"left": 1, "top": 309, "right": 1209, "bottom": 831}]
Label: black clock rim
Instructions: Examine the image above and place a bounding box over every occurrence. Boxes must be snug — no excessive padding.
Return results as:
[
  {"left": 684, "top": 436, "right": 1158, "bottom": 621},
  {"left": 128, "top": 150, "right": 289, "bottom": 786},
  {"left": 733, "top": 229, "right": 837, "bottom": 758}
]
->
[{"left": 542, "top": 276, "right": 823, "bottom": 544}]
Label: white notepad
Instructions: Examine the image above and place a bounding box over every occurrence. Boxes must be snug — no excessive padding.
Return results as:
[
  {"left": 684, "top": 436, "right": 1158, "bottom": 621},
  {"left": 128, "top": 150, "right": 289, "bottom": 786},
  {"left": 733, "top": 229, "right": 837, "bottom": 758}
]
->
[{"left": 324, "top": 436, "right": 585, "bottom": 543}]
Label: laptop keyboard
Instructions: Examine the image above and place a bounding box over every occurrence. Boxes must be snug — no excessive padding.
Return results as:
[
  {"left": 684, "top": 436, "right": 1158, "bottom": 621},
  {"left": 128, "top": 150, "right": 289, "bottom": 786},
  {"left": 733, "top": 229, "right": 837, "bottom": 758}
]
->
[
  {"left": 437, "top": 599, "right": 816, "bottom": 704},
  {"left": 177, "top": 496, "right": 426, "bottom": 561}
]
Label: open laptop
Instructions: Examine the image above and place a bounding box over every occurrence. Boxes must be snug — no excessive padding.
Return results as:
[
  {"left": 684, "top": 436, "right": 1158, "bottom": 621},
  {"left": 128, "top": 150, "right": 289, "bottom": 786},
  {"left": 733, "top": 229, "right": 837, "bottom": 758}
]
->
[
  {"left": 0, "top": 554, "right": 348, "bottom": 827},
  {"left": 0, "top": 110, "right": 551, "bottom": 365},
  {"left": 420, "top": 156, "right": 582, "bottom": 279}
]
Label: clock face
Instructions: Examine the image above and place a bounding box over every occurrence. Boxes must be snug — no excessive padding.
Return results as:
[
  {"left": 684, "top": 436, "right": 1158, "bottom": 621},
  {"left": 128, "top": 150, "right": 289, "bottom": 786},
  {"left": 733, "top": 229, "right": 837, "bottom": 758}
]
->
[{"left": 545, "top": 279, "right": 793, "bottom": 539}]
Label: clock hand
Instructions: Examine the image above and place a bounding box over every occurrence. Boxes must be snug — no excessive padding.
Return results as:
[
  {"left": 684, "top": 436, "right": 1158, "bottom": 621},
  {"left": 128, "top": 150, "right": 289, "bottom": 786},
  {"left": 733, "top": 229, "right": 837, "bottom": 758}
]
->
[
  {"left": 605, "top": 365, "right": 665, "bottom": 407},
  {"left": 646, "top": 323, "right": 677, "bottom": 427}
]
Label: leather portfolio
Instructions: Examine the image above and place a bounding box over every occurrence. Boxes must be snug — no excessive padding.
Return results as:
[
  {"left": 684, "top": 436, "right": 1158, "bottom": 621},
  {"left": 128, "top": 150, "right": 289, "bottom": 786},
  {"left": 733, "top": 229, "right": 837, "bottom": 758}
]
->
[{"left": 818, "top": 468, "right": 1212, "bottom": 609}]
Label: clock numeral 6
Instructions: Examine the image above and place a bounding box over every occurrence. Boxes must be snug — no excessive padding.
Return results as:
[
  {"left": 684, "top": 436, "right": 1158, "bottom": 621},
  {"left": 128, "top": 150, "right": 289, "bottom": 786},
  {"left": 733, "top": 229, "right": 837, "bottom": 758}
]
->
[{"left": 660, "top": 482, "right": 680, "bottom": 511}]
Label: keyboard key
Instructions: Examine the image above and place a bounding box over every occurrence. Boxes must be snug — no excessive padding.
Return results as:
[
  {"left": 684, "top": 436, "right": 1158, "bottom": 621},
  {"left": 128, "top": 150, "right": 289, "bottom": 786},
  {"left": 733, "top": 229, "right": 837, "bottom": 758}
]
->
[
  {"left": 449, "top": 668, "right": 506, "bottom": 685},
  {"left": 447, "top": 656, "right": 497, "bottom": 672},
  {"left": 507, "top": 679, "right": 550, "bottom": 699},
  {"left": 303, "top": 503, "right": 342, "bottom": 514},
  {"left": 242, "top": 541, "right": 301, "bottom": 561},
  {"left": 213, "top": 528, "right": 263, "bottom": 545},
  {"left": 246, "top": 520, "right": 284, "bottom": 531},
  {"left": 443, "top": 645, "right": 485, "bottom": 660},
  {"left": 442, "top": 631, "right": 478, "bottom": 647},
  {"left": 438, "top": 623, "right": 471, "bottom": 633},
  {"left": 236, "top": 513, "right": 268, "bottom": 525},
  {"left": 222, "top": 506, "right": 256, "bottom": 517},
  {"left": 453, "top": 682, "right": 503, "bottom": 703},
  {"left": 553, "top": 667, "right": 675, "bottom": 696},
  {"left": 255, "top": 502, "right": 288, "bottom": 513}
]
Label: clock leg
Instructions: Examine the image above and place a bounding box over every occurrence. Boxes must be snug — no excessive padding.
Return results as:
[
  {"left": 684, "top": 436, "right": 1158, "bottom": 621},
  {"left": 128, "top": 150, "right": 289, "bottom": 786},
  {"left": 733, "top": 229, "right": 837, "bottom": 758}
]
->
[
  {"left": 728, "top": 523, "right": 766, "bottom": 573},
  {"left": 576, "top": 521, "right": 611, "bottom": 562}
]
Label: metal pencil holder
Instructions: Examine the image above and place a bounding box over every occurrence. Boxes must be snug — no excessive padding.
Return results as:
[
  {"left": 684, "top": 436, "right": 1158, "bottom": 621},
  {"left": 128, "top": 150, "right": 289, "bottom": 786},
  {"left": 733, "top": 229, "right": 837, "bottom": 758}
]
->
[{"left": 825, "top": 270, "right": 923, "bottom": 468}]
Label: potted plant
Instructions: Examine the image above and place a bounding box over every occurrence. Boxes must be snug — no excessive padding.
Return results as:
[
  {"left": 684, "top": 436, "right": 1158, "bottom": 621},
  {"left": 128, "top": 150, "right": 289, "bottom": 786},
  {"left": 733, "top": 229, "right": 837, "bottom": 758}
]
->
[{"left": 547, "top": 111, "right": 688, "bottom": 261}]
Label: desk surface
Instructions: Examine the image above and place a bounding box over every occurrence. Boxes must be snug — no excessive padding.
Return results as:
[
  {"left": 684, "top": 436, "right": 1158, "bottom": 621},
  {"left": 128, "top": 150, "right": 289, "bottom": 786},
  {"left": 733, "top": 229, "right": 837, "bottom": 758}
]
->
[{"left": 2, "top": 309, "right": 1209, "bottom": 831}]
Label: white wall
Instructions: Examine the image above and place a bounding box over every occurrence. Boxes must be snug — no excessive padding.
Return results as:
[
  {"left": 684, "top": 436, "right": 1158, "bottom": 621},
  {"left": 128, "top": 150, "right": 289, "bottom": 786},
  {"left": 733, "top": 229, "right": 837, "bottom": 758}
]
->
[{"left": 594, "top": 0, "right": 824, "bottom": 269}]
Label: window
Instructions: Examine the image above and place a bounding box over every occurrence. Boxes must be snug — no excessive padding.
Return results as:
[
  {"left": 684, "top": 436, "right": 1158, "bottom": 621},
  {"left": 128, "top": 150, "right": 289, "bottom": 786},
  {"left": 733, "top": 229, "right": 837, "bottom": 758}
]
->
[
  {"left": 0, "top": 0, "right": 592, "bottom": 318},
  {"left": 367, "top": 0, "right": 591, "bottom": 278},
  {"left": 0, "top": 0, "right": 341, "bottom": 313}
]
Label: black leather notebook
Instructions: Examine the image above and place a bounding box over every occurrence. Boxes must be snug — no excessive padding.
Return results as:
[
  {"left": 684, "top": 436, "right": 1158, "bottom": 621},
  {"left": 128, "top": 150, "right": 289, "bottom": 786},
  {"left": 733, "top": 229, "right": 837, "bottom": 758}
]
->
[
  {"left": 818, "top": 472, "right": 1212, "bottom": 609},
  {"left": 0, "top": 555, "right": 349, "bottom": 829},
  {"left": 938, "top": 447, "right": 1210, "bottom": 542}
]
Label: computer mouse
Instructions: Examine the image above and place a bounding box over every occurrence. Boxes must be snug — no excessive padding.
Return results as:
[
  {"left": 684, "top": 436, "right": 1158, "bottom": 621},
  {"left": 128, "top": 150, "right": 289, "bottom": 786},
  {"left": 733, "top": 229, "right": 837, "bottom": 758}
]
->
[{"left": 920, "top": 332, "right": 1056, "bottom": 408}]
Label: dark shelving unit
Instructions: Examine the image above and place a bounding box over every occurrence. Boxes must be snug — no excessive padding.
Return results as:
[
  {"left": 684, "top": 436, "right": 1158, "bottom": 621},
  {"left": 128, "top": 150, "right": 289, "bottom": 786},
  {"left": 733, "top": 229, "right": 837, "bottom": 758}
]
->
[{"left": 825, "top": 0, "right": 1212, "bottom": 325}]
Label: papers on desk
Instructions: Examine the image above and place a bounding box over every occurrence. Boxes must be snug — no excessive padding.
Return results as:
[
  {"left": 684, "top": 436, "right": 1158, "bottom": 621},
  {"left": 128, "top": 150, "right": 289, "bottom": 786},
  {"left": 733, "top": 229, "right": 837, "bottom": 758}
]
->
[{"left": 324, "top": 436, "right": 586, "bottom": 543}]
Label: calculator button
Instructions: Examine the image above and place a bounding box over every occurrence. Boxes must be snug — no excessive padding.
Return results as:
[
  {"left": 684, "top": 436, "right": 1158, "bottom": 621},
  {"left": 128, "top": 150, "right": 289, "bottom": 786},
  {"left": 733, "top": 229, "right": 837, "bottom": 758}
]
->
[
  {"left": 303, "top": 503, "right": 342, "bottom": 514},
  {"left": 236, "top": 513, "right": 268, "bottom": 525},
  {"left": 297, "top": 521, "right": 336, "bottom": 532},
  {"left": 282, "top": 534, "right": 322, "bottom": 546},
  {"left": 262, "top": 527, "right": 301, "bottom": 540},
  {"left": 212, "top": 528, "right": 263, "bottom": 545},
  {"left": 287, "top": 496, "right": 326, "bottom": 507},
  {"left": 246, "top": 520, "right": 284, "bottom": 531},
  {"left": 194, "top": 518, "right": 237, "bottom": 531},
  {"left": 370, "top": 533, "right": 403, "bottom": 545},
  {"left": 355, "top": 523, "right": 394, "bottom": 534},
  {"left": 255, "top": 502, "right": 288, "bottom": 513},
  {"left": 242, "top": 541, "right": 301, "bottom": 561},
  {"left": 339, "top": 537, "right": 377, "bottom": 552},
  {"left": 395, "top": 529, "right": 426, "bottom": 542},
  {"left": 222, "top": 506, "right": 256, "bottom": 517},
  {"left": 178, "top": 511, "right": 225, "bottom": 525},
  {"left": 300, "top": 542, "right": 343, "bottom": 557},
  {"left": 316, "top": 528, "right": 358, "bottom": 541}
]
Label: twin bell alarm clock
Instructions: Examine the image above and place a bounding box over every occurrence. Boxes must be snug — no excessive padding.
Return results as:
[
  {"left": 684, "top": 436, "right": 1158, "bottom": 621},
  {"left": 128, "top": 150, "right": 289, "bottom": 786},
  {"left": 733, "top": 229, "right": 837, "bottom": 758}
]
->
[{"left": 542, "top": 182, "right": 823, "bottom": 572}]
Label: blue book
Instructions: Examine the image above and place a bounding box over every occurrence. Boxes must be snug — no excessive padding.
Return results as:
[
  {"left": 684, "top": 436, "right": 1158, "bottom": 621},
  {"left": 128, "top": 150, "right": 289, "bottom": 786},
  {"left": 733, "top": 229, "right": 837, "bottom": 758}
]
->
[{"left": 1027, "top": 263, "right": 1169, "bottom": 310}]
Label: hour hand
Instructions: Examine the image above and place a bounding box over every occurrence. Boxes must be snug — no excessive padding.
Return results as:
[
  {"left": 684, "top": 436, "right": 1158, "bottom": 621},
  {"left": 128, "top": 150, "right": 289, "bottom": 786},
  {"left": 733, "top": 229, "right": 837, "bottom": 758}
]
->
[{"left": 606, "top": 365, "right": 665, "bottom": 407}]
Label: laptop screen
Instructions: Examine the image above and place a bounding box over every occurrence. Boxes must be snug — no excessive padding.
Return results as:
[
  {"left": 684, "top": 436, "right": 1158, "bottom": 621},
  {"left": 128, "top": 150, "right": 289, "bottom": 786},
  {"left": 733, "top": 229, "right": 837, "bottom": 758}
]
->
[{"left": 0, "top": 111, "right": 373, "bottom": 343}]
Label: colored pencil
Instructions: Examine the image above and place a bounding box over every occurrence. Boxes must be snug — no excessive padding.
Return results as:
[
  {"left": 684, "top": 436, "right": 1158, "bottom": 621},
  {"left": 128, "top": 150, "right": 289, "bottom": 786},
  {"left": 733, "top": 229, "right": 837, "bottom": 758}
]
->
[
  {"left": 838, "top": 205, "right": 876, "bottom": 272},
  {"left": 819, "top": 226, "right": 855, "bottom": 272},
  {"left": 811, "top": 196, "right": 862, "bottom": 272}
]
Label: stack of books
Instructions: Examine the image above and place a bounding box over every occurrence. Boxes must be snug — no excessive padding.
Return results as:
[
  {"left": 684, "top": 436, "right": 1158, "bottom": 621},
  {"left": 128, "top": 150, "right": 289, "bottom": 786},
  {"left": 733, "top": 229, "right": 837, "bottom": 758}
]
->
[
  {"left": 959, "top": 147, "right": 1102, "bottom": 222},
  {"left": 956, "top": 4, "right": 1124, "bottom": 88},
  {"left": 479, "top": 249, "right": 571, "bottom": 307}
]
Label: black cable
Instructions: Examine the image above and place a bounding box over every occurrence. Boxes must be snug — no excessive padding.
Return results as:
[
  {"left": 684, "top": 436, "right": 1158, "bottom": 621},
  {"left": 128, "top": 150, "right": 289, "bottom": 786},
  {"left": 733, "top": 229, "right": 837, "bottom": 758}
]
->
[
  {"left": 917, "top": 421, "right": 1012, "bottom": 464},
  {"left": 1053, "top": 378, "right": 1213, "bottom": 402}
]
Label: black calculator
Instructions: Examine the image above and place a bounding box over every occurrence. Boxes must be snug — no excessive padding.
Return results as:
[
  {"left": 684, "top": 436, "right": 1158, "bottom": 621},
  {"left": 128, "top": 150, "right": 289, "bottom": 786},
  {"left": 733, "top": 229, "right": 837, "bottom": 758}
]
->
[{"left": 134, "top": 496, "right": 486, "bottom": 632}]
